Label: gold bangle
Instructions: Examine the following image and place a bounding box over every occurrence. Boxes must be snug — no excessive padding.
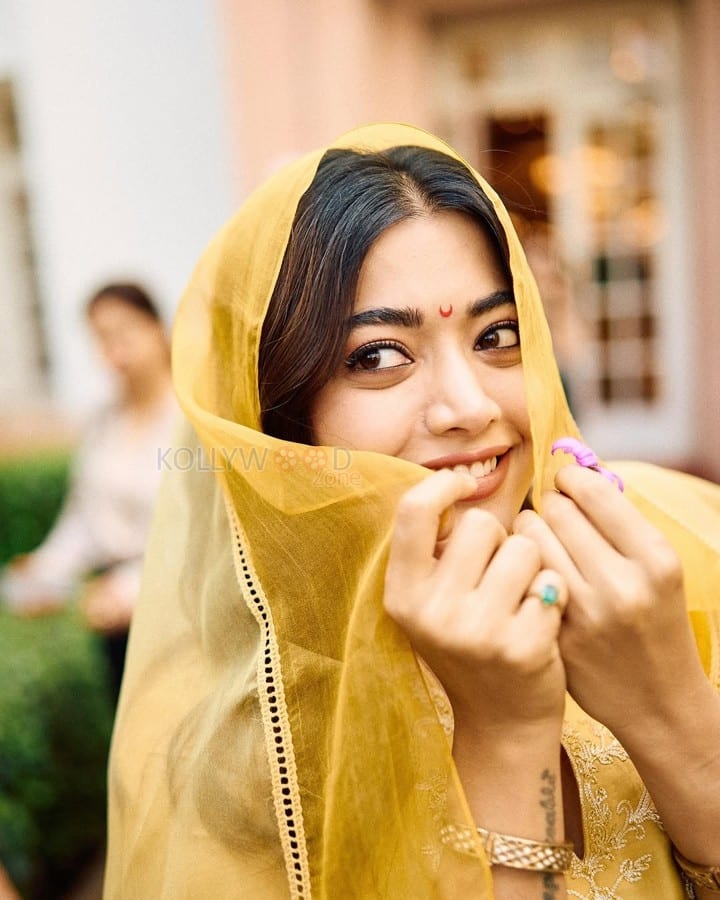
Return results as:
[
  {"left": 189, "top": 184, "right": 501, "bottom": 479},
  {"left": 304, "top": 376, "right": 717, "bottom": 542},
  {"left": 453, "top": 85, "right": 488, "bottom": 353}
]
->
[
  {"left": 673, "top": 845, "right": 720, "bottom": 892},
  {"left": 440, "top": 822, "right": 574, "bottom": 874}
]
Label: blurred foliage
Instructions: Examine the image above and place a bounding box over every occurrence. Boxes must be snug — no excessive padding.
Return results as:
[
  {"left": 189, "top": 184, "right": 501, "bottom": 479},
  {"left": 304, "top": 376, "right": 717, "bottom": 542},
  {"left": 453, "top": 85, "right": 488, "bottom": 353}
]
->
[
  {"left": 0, "top": 454, "right": 70, "bottom": 567},
  {"left": 0, "top": 455, "right": 114, "bottom": 898}
]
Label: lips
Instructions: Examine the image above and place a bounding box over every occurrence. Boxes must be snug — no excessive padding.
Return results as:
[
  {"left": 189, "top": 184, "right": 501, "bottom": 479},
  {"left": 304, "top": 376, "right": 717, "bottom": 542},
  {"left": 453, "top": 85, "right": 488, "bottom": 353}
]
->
[
  {"left": 421, "top": 446, "right": 512, "bottom": 501},
  {"left": 421, "top": 446, "right": 509, "bottom": 471}
]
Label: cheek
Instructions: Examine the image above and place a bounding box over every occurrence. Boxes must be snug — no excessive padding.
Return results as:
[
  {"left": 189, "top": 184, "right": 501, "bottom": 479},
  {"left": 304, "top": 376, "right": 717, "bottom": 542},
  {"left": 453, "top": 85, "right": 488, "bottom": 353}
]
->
[
  {"left": 310, "top": 383, "right": 416, "bottom": 453},
  {"left": 141, "top": 334, "right": 167, "bottom": 365},
  {"left": 501, "top": 369, "right": 532, "bottom": 440},
  {"left": 508, "top": 373, "right": 534, "bottom": 486},
  {"left": 475, "top": 363, "right": 530, "bottom": 432}
]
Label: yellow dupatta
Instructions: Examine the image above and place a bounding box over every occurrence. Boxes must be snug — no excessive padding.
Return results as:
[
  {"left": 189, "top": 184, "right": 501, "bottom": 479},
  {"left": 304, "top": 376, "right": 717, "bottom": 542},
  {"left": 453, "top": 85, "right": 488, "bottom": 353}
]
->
[{"left": 105, "top": 124, "right": 720, "bottom": 899}]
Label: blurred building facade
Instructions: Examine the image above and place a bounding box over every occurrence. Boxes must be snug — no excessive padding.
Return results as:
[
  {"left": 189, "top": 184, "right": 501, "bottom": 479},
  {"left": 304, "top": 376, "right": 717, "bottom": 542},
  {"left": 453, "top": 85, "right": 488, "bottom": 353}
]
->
[
  {"left": 218, "top": 0, "right": 720, "bottom": 481},
  {"left": 0, "top": 0, "right": 233, "bottom": 435},
  {"left": 1, "top": 0, "right": 717, "bottom": 481}
]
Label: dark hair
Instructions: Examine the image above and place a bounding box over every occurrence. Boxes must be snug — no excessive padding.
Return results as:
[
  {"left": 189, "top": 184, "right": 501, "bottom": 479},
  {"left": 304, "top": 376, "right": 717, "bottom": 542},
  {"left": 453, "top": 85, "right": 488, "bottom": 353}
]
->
[
  {"left": 259, "top": 146, "right": 511, "bottom": 443},
  {"left": 86, "top": 282, "right": 162, "bottom": 322}
]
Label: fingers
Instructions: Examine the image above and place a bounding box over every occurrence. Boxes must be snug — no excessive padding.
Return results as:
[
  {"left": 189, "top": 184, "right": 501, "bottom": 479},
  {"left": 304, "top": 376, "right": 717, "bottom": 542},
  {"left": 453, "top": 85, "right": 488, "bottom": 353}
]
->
[
  {"left": 433, "top": 506, "right": 507, "bottom": 594},
  {"left": 468, "top": 533, "right": 542, "bottom": 618},
  {"left": 387, "top": 469, "right": 479, "bottom": 584},
  {"left": 511, "top": 610, "right": 563, "bottom": 665},
  {"left": 8, "top": 554, "right": 32, "bottom": 573},
  {"left": 17, "top": 597, "right": 64, "bottom": 618},
  {"left": 511, "top": 569, "right": 569, "bottom": 667},
  {"left": 541, "top": 484, "right": 636, "bottom": 587},
  {"left": 554, "top": 465, "right": 673, "bottom": 568},
  {"left": 525, "top": 568, "right": 569, "bottom": 616},
  {"left": 510, "top": 568, "right": 568, "bottom": 652},
  {"left": 512, "top": 508, "right": 586, "bottom": 596}
]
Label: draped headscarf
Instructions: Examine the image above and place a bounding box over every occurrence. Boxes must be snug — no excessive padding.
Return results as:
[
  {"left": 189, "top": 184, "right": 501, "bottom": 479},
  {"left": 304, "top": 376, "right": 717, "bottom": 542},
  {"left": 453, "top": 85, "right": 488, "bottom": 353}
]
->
[{"left": 105, "top": 124, "right": 720, "bottom": 899}]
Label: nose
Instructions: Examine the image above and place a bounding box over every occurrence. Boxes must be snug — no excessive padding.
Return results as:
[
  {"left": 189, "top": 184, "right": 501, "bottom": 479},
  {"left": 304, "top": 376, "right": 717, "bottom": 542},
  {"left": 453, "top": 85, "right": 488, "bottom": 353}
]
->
[
  {"left": 100, "top": 340, "right": 130, "bottom": 373},
  {"left": 423, "top": 353, "right": 501, "bottom": 435}
]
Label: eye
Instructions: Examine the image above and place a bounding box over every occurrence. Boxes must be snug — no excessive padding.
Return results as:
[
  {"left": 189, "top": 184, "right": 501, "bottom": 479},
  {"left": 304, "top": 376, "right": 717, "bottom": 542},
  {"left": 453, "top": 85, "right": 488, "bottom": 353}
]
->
[
  {"left": 476, "top": 320, "right": 520, "bottom": 351},
  {"left": 345, "top": 340, "right": 413, "bottom": 371}
]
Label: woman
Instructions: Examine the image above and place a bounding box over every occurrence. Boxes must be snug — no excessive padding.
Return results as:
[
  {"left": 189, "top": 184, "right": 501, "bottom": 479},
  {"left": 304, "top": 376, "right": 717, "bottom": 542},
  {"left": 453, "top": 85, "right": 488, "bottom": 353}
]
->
[
  {"left": 106, "top": 126, "right": 720, "bottom": 898},
  {"left": 2, "top": 283, "right": 176, "bottom": 696}
]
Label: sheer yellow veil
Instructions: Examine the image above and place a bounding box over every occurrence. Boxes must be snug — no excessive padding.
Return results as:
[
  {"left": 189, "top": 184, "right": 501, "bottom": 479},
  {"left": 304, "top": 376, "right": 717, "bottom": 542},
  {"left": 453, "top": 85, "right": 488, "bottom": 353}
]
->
[{"left": 105, "top": 123, "right": 720, "bottom": 899}]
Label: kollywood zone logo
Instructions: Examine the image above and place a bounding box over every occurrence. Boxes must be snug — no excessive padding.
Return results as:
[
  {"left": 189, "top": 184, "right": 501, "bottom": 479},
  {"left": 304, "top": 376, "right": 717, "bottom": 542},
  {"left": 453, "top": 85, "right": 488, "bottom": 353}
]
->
[{"left": 157, "top": 445, "right": 361, "bottom": 486}]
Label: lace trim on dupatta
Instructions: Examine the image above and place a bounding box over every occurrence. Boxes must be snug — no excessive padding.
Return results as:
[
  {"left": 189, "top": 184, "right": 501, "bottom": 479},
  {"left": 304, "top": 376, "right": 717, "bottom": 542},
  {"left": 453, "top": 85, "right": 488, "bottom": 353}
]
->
[{"left": 226, "top": 500, "right": 312, "bottom": 899}]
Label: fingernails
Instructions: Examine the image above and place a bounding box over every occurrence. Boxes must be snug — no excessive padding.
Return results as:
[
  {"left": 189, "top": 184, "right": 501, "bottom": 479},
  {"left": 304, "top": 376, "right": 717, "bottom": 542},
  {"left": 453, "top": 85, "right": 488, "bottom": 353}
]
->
[{"left": 551, "top": 437, "right": 624, "bottom": 492}]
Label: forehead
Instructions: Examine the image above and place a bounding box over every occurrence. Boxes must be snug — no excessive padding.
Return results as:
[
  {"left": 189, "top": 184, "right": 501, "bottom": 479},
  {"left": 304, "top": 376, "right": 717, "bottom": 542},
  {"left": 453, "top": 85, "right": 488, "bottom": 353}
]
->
[
  {"left": 354, "top": 209, "right": 509, "bottom": 311},
  {"left": 88, "top": 298, "right": 155, "bottom": 333}
]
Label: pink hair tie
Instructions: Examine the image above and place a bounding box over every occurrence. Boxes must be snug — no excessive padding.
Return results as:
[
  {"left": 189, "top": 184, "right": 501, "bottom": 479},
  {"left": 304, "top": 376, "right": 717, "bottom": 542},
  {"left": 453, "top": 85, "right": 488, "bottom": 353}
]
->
[{"left": 551, "top": 437, "right": 624, "bottom": 492}]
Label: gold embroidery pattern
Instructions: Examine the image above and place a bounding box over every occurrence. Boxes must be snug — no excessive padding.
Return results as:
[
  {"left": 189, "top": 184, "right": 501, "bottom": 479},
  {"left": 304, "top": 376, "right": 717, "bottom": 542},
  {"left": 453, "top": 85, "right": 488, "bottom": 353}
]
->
[
  {"left": 418, "top": 657, "right": 454, "bottom": 740},
  {"left": 563, "top": 718, "right": 668, "bottom": 899},
  {"left": 415, "top": 662, "right": 455, "bottom": 871},
  {"left": 417, "top": 771, "right": 451, "bottom": 870}
]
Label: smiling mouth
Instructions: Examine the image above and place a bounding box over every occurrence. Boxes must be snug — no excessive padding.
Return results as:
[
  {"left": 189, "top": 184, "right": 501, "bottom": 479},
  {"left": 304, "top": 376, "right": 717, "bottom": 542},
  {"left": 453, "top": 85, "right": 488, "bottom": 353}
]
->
[
  {"left": 421, "top": 448, "right": 512, "bottom": 503},
  {"left": 422, "top": 448, "right": 510, "bottom": 478},
  {"left": 445, "top": 456, "right": 499, "bottom": 478}
]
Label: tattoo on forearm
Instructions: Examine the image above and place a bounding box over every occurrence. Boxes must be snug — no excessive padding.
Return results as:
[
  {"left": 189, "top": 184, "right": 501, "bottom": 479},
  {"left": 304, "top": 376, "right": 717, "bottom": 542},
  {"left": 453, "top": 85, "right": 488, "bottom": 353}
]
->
[
  {"left": 540, "top": 769, "right": 560, "bottom": 899},
  {"left": 542, "top": 869, "right": 560, "bottom": 897},
  {"left": 540, "top": 769, "right": 557, "bottom": 839}
]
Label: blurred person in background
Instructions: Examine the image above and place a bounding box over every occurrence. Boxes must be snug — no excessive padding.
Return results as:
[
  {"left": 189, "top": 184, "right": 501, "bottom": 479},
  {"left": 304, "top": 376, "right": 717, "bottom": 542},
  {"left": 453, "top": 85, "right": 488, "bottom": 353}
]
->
[{"left": 0, "top": 283, "right": 176, "bottom": 699}]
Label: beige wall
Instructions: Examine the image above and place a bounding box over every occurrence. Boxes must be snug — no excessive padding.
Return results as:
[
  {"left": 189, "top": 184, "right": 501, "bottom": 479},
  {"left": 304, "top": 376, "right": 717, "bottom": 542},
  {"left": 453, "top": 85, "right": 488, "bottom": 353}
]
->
[{"left": 218, "top": 0, "right": 434, "bottom": 196}]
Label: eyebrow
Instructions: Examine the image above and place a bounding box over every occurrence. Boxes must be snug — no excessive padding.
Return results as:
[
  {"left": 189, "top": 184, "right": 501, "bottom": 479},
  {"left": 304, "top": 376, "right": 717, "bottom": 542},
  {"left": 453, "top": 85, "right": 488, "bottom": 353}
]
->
[{"left": 347, "top": 289, "right": 515, "bottom": 330}]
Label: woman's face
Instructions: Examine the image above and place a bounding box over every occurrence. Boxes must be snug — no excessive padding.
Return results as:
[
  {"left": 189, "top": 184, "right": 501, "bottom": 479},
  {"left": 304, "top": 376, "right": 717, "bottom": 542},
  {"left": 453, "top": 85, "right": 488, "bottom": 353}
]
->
[
  {"left": 310, "top": 210, "right": 533, "bottom": 529},
  {"left": 88, "top": 296, "right": 167, "bottom": 386}
]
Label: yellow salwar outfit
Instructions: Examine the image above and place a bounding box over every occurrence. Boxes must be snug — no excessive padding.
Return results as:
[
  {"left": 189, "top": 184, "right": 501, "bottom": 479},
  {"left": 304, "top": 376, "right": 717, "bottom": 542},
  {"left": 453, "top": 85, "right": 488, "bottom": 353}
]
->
[{"left": 105, "top": 124, "right": 720, "bottom": 899}]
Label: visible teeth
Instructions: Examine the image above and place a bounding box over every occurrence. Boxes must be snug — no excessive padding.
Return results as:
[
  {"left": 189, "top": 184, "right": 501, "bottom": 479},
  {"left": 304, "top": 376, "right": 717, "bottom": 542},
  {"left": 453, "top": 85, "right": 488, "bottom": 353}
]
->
[{"left": 451, "top": 457, "right": 498, "bottom": 478}]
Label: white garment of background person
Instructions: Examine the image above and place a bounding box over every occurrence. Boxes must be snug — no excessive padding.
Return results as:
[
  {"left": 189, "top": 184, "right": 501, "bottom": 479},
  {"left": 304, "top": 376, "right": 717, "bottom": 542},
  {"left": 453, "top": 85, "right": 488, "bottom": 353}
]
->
[{"left": 1, "top": 395, "right": 177, "bottom": 613}]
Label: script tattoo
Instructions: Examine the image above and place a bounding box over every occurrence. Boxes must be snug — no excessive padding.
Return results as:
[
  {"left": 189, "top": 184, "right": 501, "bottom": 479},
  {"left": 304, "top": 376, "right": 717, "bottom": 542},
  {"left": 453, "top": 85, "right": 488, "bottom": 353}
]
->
[{"left": 540, "top": 769, "right": 560, "bottom": 899}]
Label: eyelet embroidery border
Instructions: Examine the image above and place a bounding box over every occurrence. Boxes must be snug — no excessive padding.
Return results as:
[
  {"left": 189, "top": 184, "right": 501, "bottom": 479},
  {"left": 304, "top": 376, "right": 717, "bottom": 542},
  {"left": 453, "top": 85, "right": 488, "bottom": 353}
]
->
[{"left": 226, "top": 499, "right": 312, "bottom": 898}]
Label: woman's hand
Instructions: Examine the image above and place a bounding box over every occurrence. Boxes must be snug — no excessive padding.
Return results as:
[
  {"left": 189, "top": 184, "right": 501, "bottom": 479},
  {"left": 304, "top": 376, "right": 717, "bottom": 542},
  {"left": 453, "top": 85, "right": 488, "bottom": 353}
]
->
[
  {"left": 513, "top": 464, "right": 703, "bottom": 738},
  {"left": 385, "top": 469, "right": 568, "bottom": 733},
  {"left": 387, "top": 471, "right": 571, "bottom": 899},
  {"left": 81, "top": 573, "right": 134, "bottom": 634},
  {"left": 1, "top": 554, "right": 66, "bottom": 617},
  {"left": 515, "top": 462, "right": 720, "bottom": 876}
]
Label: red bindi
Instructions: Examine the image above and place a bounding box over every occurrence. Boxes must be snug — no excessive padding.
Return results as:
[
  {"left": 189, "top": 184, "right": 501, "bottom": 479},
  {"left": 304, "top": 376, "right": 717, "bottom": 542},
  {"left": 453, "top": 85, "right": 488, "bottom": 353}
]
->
[{"left": 439, "top": 304, "right": 453, "bottom": 318}]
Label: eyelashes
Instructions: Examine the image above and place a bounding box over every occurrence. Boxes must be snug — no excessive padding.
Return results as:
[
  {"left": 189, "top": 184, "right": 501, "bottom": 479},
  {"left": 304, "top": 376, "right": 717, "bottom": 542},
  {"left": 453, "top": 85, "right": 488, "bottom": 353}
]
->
[
  {"left": 476, "top": 319, "right": 520, "bottom": 351},
  {"left": 344, "top": 340, "right": 412, "bottom": 372},
  {"left": 344, "top": 320, "right": 521, "bottom": 373}
]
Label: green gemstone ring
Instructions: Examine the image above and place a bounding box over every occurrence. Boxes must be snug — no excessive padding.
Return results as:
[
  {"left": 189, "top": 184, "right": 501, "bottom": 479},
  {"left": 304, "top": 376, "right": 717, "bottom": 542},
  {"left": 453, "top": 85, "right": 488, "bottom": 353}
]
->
[{"left": 539, "top": 584, "right": 560, "bottom": 606}]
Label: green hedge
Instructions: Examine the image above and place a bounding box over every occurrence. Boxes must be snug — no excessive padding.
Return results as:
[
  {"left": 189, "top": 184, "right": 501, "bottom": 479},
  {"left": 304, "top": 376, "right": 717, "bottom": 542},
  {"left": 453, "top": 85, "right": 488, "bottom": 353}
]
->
[
  {"left": 0, "top": 454, "right": 115, "bottom": 898},
  {"left": 0, "top": 453, "right": 69, "bottom": 568}
]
